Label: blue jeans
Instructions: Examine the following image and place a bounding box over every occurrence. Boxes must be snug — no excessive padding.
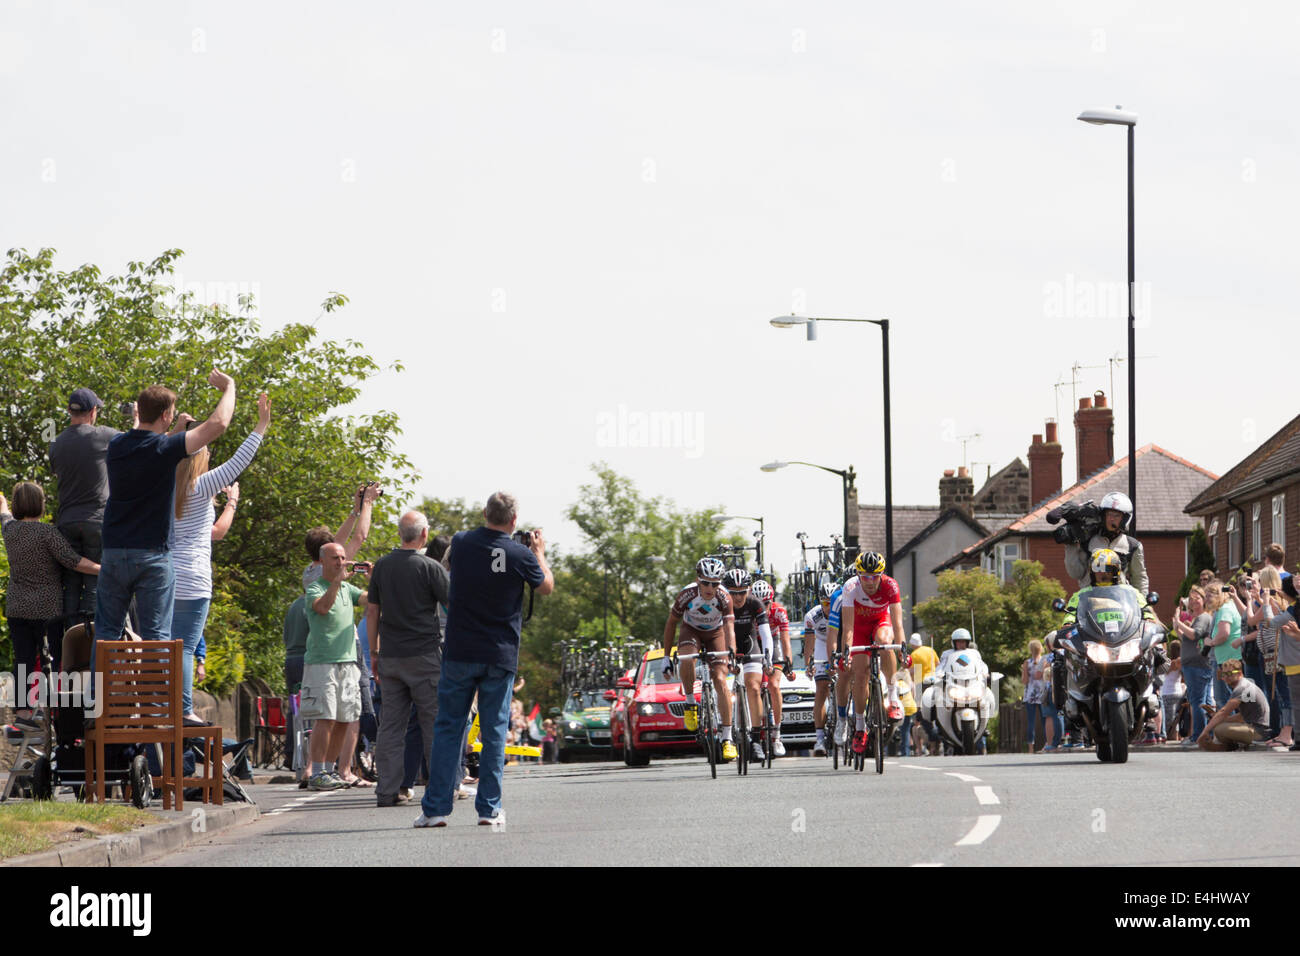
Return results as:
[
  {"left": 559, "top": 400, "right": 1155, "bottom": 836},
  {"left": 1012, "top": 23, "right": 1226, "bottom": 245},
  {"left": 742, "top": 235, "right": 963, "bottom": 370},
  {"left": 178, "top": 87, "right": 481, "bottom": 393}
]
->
[
  {"left": 94, "top": 549, "right": 175, "bottom": 641},
  {"left": 1025, "top": 702, "right": 1043, "bottom": 749},
  {"left": 1183, "top": 666, "right": 1214, "bottom": 739},
  {"left": 1041, "top": 701, "right": 1065, "bottom": 745},
  {"left": 900, "top": 714, "right": 913, "bottom": 756},
  {"left": 170, "top": 597, "right": 211, "bottom": 715},
  {"left": 58, "top": 520, "right": 102, "bottom": 627},
  {"left": 422, "top": 659, "right": 514, "bottom": 820}
]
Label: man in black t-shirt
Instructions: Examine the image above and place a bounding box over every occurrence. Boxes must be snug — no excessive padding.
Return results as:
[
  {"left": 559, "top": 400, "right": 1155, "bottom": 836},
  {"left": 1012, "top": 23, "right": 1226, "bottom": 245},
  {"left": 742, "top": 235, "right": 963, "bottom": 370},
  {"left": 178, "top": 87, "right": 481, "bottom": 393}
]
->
[
  {"left": 49, "top": 387, "right": 128, "bottom": 628},
  {"left": 365, "top": 511, "right": 450, "bottom": 807}
]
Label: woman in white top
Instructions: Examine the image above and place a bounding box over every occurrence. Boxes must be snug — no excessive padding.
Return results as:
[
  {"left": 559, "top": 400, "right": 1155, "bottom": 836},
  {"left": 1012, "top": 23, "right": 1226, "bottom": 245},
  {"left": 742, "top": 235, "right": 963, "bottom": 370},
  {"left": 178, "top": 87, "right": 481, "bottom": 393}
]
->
[
  {"left": 169, "top": 393, "right": 271, "bottom": 721},
  {"left": 1022, "top": 639, "right": 1049, "bottom": 752}
]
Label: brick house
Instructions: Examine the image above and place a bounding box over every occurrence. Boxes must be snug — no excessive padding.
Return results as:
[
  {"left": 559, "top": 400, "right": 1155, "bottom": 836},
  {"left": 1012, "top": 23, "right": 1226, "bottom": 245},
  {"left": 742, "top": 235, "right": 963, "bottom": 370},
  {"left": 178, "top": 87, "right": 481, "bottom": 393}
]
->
[
  {"left": 934, "top": 392, "right": 1219, "bottom": 607},
  {"left": 1183, "top": 413, "right": 1300, "bottom": 574},
  {"left": 856, "top": 461, "right": 1030, "bottom": 635}
]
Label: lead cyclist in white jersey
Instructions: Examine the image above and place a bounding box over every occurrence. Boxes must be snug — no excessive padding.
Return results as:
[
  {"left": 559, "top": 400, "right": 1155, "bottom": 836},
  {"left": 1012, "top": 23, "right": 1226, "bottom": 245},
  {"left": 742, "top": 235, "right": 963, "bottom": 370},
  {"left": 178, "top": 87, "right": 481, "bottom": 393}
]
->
[{"left": 803, "top": 580, "right": 839, "bottom": 755}]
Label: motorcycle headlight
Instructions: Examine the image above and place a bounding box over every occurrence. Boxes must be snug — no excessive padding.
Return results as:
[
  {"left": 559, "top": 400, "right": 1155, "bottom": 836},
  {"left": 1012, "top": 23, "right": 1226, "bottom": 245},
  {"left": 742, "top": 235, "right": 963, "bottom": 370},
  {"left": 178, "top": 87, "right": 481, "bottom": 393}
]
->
[
  {"left": 1085, "top": 638, "right": 1141, "bottom": 664},
  {"left": 947, "top": 685, "right": 972, "bottom": 702},
  {"left": 639, "top": 703, "right": 665, "bottom": 715}
]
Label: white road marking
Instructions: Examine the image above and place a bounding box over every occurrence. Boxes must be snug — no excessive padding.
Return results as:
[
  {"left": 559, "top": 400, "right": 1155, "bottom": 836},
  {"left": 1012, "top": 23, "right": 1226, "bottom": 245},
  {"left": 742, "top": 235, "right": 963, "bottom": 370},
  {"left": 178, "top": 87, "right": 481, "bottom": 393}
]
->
[
  {"left": 956, "top": 814, "right": 1002, "bottom": 845},
  {"left": 897, "top": 763, "right": 940, "bottom": 771},
  {"left": 911, "top": 862, "right": 944, "bottom": 867},
  {"left": 973, "top": 785, "right": 1000, "bottom": 806},
  {"left": 945, "top": 772, "right": 982, "bottom": 783}
]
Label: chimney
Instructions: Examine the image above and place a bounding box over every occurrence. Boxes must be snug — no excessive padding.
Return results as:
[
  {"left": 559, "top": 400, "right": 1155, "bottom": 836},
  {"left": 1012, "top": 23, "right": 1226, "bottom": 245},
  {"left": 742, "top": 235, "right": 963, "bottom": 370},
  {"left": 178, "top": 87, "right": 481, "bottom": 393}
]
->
[
  {"left": 1027, "top": 419, "right": 1064, "bottom": 505},
  {"left": 1074, "top": 390, "right": 1115, "bottom": 480},
  {"left": 939, "top": 467, "right": 975, "bottom": 518}
]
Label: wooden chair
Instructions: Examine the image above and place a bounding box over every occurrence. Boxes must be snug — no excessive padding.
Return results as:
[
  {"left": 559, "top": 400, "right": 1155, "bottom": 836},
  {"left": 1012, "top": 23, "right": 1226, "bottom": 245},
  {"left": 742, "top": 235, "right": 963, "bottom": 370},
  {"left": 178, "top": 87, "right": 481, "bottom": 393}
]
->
[
  {"left": 183, "top": 726, "right": 224, "bottom": 805},
  {"left": 84, "top": 639, "right": 185, "bottom": 811}
]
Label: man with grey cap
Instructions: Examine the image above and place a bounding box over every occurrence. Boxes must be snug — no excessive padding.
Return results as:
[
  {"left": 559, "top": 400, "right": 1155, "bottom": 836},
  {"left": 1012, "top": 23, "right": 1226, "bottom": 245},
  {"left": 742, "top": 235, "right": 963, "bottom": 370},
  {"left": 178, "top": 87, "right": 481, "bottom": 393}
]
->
[
  {"left": 364, "top": 510, "right": 450, "bottom": 807},
  {"left": 48, "top": 387, "right": 135, "bottom": 628}
]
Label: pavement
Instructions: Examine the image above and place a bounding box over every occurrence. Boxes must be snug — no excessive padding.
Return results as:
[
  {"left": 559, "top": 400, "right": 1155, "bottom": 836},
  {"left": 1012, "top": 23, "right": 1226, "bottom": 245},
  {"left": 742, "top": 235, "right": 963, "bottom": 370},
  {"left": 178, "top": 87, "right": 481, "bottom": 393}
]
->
[{"left": 145, "top": 745, "right": 1300, "bottom": 866}]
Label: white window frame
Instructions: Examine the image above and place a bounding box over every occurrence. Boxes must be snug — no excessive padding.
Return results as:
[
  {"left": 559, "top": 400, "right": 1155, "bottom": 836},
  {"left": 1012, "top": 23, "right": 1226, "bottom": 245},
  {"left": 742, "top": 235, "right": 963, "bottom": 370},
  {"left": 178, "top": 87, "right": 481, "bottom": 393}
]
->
[
  {"left": 1273, "top": 495, "right": 1286, "bottom": 550},
  {"left": 996, "top": 540, "right": 1020, "bottom": 584},
  {"left": 1227, "top": 512, "right": 1240, "bottom": 569},
  {"left": 1252, "top": 502, "right": 1262, "bottom": 562},
  {"left": 1207, "top": 518, "right": 1219, "bottom": 570}
]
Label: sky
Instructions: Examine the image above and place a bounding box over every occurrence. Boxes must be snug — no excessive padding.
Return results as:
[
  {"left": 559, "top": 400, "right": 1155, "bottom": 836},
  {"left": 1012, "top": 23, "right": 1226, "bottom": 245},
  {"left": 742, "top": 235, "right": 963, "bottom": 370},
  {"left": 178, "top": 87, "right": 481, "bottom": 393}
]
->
[{"left": 3, "top": 0, "right": 1298, "bottom": 575}]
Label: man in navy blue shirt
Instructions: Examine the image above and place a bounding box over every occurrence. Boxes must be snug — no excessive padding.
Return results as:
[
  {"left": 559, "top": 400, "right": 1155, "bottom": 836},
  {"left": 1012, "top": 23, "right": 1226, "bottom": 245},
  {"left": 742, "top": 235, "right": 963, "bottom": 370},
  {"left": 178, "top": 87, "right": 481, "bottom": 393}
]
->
[
  {"left": 416, "top": 491, "right": 553, "bottom": 830},
  {"left": 94, "top": 369, "right": 236, "bottom": 644}
]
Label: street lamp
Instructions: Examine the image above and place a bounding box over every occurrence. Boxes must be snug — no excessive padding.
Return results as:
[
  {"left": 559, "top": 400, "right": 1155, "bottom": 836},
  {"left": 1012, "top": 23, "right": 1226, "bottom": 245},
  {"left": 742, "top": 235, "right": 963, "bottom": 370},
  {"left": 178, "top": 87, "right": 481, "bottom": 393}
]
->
[
  {"left": 759, "top": 461, "right": 859, "bottom": 556},
  {"left": 1077, "top": 105, "right": 1138, "bottom": 534},
  {"left": 713, "top": 514, "right": 765, "bottom": 567},
  {"left": 767, "top": 313, "right": 890, "bottom": 571}
]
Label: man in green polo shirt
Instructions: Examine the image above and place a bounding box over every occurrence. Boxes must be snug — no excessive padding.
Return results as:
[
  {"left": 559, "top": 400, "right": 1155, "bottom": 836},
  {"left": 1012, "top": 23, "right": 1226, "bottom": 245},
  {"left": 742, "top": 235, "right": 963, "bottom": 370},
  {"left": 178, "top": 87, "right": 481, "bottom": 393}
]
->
[{"left": 301, "top": 542, "right": 368, "bottom": 791}]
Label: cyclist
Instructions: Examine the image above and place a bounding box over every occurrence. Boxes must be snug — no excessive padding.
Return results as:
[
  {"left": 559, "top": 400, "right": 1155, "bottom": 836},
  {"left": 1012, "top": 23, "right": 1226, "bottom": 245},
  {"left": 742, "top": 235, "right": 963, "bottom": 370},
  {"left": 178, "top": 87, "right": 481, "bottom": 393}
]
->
[
  {"left": 725, "top": 569, "right": 775, "bottom": 761},
  {"left": 662, "top": 557, "right": 739, "bottom": 761},
  {"left": 826, "top": 580, "right": 852, "bottom": 749},
  {"left": 752, "top": 579, "right": 793, "bottom": 757},
  {"left": 803, "top": 580, "right": 838, "bottom": 756},
  {"left": 836, "top": 550, "right": 905, "bottom": 755}
]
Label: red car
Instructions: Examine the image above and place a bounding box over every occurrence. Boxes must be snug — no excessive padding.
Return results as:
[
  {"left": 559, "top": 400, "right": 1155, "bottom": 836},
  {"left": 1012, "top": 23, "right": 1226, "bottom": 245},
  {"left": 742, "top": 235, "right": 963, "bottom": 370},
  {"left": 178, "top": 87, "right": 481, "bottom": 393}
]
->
[
  {"left": 609, "top": 668, "right": 634, "bottom": 753},
  {"left": 620, "top": 648, "right": 701, "bottom": 767}
]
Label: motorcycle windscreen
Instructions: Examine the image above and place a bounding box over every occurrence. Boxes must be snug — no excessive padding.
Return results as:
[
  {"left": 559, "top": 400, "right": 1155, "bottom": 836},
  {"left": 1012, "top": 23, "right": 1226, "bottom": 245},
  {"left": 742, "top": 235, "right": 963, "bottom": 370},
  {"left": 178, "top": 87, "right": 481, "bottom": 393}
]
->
[{"left": 1076, "top": 586, "right": 1142, "bottom": 644}]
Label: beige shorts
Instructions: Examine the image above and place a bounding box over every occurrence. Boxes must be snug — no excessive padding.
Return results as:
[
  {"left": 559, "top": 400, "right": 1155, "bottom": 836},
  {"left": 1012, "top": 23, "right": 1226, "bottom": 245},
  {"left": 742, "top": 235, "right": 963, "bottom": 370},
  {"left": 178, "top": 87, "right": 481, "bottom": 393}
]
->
[{"left": 299, "top": 661, "right": 361, "bottom": 722}]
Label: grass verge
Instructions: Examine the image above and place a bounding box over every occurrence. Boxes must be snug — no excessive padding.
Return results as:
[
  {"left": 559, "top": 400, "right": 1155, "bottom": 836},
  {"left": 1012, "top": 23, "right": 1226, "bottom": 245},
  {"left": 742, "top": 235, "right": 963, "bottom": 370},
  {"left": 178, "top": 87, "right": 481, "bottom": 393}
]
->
[{"left": 0, "top": 802, "right": 160, "bottom": 860}]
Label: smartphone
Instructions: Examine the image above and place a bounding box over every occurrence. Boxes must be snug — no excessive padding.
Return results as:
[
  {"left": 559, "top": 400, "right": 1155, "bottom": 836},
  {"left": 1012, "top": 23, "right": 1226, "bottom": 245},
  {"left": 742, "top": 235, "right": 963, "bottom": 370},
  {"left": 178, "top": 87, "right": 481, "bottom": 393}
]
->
[{"left": 347, "top": 561, "right": 372, "bottom": 574}]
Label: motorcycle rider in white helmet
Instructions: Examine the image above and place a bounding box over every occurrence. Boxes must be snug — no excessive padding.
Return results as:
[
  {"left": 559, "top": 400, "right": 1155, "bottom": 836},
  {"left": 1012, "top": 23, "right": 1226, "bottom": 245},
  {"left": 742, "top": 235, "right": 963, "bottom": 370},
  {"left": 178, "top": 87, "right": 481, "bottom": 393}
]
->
[
  {"left": 938, "top": 627, "right": 989, "bottom": 683},
  {"left": 1062, "top": 491, "right": 1149, "bottom": 593}
]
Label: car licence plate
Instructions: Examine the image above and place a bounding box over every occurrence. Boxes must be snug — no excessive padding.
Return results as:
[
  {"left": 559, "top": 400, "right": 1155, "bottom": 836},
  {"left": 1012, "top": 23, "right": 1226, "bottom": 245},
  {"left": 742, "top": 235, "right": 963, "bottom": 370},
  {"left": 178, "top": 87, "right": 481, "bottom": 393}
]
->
[
  {"left": 782, "top": 710, "right": 811, "bottom": 726},
  {"left": 590, "top": 731, "right": 610, "bottom": 740}
]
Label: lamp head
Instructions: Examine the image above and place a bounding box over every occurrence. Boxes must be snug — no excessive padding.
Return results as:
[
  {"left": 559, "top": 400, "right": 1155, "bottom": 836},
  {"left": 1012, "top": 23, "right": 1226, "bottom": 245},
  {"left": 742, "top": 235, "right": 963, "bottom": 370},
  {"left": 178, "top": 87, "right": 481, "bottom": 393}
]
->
[{"left": 1077, "top": 106, "right": 1137, "bottom": 127}]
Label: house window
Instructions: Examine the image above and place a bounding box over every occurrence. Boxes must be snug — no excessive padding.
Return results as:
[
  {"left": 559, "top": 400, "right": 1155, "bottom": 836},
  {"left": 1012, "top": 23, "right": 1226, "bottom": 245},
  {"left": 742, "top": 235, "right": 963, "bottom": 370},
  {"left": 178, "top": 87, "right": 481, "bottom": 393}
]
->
[
  {"left": 1274, "top": 495, "right": 1286, "bottom": 550},
  {"left": 1252, "top": 503, "right": 1261, "bottom": 562},
  {"left": 1208, "top": 517, "right": 1219, "bottom": 569},
  {"left": 1227, "top": 512, "right": 1240, "bottom": 569},
  {"left": 996, "top": 541, "right": 1019, "bottom": 583}
]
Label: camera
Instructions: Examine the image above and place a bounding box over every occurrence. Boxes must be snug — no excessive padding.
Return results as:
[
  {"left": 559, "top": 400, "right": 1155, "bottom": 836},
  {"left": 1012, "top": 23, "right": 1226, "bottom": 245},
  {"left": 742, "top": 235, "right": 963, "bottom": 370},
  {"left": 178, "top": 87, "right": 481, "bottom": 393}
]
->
[
  {"left": 120, "top": 400, "right": 137, "bottom": 419},
  {"left": 1046, "top": 499, "right": 1103, "bottom": 547},
  {"left": 355, "top": 480, "right": 384, "bottom": 503},
  {"left": 346, "top": 561, "right": 372, "bottom": 574},
  {"left": 513, "top": 529, "right": 535, "bottom": 549}
]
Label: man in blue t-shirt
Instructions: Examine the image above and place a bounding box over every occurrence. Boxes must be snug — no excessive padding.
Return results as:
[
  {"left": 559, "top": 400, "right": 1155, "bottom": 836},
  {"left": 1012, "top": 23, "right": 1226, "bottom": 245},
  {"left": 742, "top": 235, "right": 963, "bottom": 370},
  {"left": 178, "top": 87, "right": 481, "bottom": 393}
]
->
[
  {"left": 94, "top": 370, "right": 236, "bottom": 644},
  {"left": 415, "top": 491, "right": 553, "bottom": 830}
]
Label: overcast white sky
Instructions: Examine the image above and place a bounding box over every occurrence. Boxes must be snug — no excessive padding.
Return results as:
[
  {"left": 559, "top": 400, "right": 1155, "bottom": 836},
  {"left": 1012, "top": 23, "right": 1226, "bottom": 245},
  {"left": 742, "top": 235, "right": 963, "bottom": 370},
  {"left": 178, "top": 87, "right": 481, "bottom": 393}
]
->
[{"left": 4, "top": 1, "right": 1298, "bottom": 572}]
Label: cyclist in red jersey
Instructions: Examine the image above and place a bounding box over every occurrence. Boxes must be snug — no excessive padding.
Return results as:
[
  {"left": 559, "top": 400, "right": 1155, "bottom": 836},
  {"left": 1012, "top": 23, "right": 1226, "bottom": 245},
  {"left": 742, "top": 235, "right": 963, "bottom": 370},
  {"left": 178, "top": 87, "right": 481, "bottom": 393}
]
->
[
  {"left": 836, "top": 550, "right": 906, "bottom": 754},
  {"left": 752, "top": 579, "right": 793, "bottom": 756}
]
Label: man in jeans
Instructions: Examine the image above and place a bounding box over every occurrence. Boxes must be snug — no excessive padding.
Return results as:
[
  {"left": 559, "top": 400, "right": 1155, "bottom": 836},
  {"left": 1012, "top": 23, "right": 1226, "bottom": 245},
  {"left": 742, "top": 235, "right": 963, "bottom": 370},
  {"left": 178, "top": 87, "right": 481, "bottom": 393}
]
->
[
  {"left": 94, "top": 371, "right": 235, "bottom": 644},
  {"left": 365, "top": 511, "right": 449, "bottom": 807},
  {"left": 49, "top": 387, "right": 130, "bottom": 629},
  {"left": 415, "top": 492, "right": 553, "bottom": 830}
]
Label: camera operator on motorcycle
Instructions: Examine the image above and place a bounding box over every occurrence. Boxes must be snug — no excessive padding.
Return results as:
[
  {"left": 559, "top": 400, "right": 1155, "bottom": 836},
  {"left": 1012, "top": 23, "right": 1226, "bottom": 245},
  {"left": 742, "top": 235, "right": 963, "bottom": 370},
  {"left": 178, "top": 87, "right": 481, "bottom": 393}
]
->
[{"left": 1062, "top": 492, "right": 1149, "bottom": 593}]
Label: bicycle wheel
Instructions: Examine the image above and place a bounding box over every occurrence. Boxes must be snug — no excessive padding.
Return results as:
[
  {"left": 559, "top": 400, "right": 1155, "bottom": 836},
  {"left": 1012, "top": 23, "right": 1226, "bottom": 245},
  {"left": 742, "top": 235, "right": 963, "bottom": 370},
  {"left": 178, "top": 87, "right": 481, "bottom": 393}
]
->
[
  {"left": 701, "top": 681, "right": 717, "bottom": 780},
  {"left": 870, "top": 669, "right": 885, "bottom": 775},
  {"left": 827, "top": 681, "right": 838, "bottom": 769},
  {"left": 734, "top": 678, "right": 749, "bottom": 776}
]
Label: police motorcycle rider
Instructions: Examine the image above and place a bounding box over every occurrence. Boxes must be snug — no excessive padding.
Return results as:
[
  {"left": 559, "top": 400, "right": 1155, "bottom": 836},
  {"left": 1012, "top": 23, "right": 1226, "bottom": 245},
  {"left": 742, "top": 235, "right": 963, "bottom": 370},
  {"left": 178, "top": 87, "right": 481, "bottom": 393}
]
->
[
  {"left": 1062, "top": 491, "right": 1149, "bottom": 593},
  {"left": 937, "top": 627, "right": 989, "bottom": 681}
]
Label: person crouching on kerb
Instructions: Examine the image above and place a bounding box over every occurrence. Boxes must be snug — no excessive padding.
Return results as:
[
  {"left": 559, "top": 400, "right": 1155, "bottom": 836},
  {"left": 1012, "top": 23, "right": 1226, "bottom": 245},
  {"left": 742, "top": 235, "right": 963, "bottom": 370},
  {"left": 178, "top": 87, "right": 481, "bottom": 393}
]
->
[{"left": 1197, "top": 659, "right": 1272, "bottom": 751}]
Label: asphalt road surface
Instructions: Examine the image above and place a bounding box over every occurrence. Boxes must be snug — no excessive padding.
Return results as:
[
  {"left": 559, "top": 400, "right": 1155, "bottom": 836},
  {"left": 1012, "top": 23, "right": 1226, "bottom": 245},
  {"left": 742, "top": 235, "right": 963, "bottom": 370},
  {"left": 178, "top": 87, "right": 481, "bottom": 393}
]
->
[{"left": 155, "top": 748, "right": 1300, "bottom": 866}]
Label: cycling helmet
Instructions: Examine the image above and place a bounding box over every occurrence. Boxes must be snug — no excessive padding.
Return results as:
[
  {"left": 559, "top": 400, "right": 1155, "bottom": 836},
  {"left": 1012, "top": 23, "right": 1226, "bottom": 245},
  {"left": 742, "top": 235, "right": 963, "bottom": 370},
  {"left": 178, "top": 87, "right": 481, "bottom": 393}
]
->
[
  {"left": 1089, "top": 548, "right": 1122, "bottom": 584},
  {"left": 751, "top": 579, "right": 774, "bottom": 602},
  {"left": 855, "top": 550, "right": 886, "bottom": 575},
  {"left": 950, "top": 627, "right": 972, "bottom": 647},
  {"left": 1099, "top": 491, "right": 1133, "bottom": 529},
  {"left": 695, "top": 557, "right": 725, "bottom": 583},
  {"left": 819, "top": 580, "right": 837, "bottom": 601},
  {"left": 722, "top": 567, "right": 752, "bottom": 591}
]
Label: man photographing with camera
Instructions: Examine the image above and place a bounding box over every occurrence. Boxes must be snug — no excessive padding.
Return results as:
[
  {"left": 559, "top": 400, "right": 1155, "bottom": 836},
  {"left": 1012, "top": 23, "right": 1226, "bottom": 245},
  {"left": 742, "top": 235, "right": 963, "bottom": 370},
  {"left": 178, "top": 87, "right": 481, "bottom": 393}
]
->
[
  {"left": 1058, "top": 491, "right": 1149, "bottom": 593},
  {"left": 415, "top": 491, "right": 553, "bottom": 831}
]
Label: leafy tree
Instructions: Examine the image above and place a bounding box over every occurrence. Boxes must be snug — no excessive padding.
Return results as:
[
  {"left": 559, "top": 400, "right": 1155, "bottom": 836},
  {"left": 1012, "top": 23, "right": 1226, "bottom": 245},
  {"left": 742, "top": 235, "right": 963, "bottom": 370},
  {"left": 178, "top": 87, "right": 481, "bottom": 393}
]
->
[
  {"left": 913, "top": 560, "right": 1066, "bottom": 682},
  {"left": 1177, "top": 524, "right": 1216, "bottom": 599},
  {"left": 0, "top": 247, "right": 415, "bottom": 690}
]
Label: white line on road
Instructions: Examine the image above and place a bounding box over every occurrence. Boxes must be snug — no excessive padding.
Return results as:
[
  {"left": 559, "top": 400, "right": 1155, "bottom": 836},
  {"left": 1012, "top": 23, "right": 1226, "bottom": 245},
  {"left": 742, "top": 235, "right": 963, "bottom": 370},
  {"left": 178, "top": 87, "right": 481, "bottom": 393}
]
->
[
  {"left": 911, "top": 862, "right": 944, "bottom": 867},
  {"left": 945, "top": 772, "right": 982, "bottom": 783},
  {"left": 897, "top": 763, "right": 940, "bottom": 771},
  {"left": 973, "top": 785, "right": 1000, "bottom": 806},
  {"left": 955, "top": 814, "right": 1001, "bottom": 845}
]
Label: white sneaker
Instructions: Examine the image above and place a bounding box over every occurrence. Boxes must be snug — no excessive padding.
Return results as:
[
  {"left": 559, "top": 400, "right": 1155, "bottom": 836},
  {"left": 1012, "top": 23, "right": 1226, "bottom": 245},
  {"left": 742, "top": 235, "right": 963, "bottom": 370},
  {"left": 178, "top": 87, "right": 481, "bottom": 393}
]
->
[
  {"left": 813, "top": 742, "right": 827, "bottom": 756},
  {"left": 478, "top": 810, "right": 506, "bottom": 829},
  {"left": 772, "top": 738, "right": 787, "bottom": 757},
  {"left": 834, "top": 721, "right": 849, "bottom": 746},
  {"left": 413, "top": 814, "right": 448, "bottom": 828}
]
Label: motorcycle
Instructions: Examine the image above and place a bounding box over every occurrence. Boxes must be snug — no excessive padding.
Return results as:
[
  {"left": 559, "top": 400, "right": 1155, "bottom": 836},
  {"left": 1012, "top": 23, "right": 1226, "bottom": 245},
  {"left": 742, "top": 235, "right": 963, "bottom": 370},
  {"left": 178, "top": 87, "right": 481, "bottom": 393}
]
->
[
  {"left": 1050, "top": 586, "right": 1165, "bottom": 764},
  {"left": 921, "top": 648, "right": 999, "bottom": 755}
]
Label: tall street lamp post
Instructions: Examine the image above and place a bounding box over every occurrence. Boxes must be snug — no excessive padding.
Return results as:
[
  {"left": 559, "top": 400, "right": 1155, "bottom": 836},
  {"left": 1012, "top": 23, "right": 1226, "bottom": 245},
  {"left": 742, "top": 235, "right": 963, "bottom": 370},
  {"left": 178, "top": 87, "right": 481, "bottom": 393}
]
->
[
  {"left": 769, "top": 314, "right": 889, "bottom": 570},
  {"left": 1078, "top": 106, "right": 1138, "bottom": 533},
  {"left": 759, "top": 461, "right": 859, "bottom": 556}
]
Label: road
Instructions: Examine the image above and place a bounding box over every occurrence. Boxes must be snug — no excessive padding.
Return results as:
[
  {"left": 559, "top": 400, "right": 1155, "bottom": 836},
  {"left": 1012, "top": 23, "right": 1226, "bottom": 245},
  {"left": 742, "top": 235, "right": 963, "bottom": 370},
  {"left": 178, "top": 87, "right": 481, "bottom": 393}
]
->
[{"left": 155, "top": 748, "right": 1300, "bottom": 866}]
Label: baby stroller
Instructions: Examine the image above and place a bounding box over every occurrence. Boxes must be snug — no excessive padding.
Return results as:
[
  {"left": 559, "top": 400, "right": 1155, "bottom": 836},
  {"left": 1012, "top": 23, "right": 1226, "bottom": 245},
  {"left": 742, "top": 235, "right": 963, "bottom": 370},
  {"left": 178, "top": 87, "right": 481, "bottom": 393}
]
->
[{"left": 30, "top": 623, "right": 155, "bottom": 808}]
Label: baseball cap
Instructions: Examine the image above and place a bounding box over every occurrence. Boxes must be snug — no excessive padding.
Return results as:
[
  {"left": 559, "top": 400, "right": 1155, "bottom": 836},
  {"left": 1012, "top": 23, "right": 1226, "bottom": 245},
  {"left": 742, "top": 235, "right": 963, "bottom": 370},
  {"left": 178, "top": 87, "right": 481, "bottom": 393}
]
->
[{"left": 68, "top": 388, "right": 103, "bottom": 412}]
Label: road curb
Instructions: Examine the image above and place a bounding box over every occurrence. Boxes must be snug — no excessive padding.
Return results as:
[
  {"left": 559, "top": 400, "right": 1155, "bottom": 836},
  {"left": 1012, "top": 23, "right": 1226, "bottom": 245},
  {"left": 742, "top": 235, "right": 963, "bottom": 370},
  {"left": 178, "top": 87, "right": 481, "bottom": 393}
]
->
[{"left": 2, "top": 801, "right": 260, "bottom": 868}]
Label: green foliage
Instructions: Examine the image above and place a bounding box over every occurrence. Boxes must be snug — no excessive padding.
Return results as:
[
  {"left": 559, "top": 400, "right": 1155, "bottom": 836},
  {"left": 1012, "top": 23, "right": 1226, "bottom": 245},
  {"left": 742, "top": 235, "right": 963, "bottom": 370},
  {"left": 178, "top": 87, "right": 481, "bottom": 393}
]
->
[
  {"left": 0, "top": 248, "right": 415, "bottom": 690},
  {"left": 1177, "top": 524, "right": 1216, "bottom": 599},
  {"left": 511, "top": 464, "right": 744, "bottom": 713},
  {"left": 913, "top": 560, "right": 1066, "bottom": 685}
]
